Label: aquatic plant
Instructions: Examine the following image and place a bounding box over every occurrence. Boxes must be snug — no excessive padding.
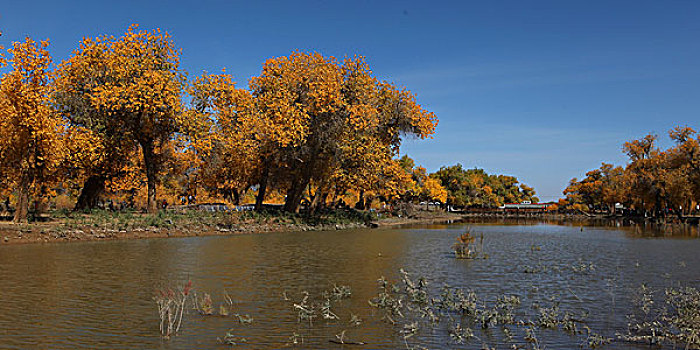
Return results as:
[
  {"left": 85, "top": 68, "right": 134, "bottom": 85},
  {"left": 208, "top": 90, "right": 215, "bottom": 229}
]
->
[
  {"left": 363, "top": 268, "right": 630, "bottom": 349},
  {"left": 330, "top": 329, "right": 367, "bottom": 345},
  {"left": 217, "top": 330, "right": 246, "bottom": 345},
  {"left": 235, "top": 313, "right": 253, "bottom": 324},
  {"left": 434, "top": 284, "right": 479, "bottom": 315},
  {"left": 320, "top": 299, "right": 339, "bottom": 320},
  {"left": 323, "top": 283, "right": 352, "bottom": 301},
  {"left": 561, "top": 311, "right": 582, "bottom": 334},
  {"left": 449, "top": 322, "right": 474, "bottom": 344},
  {"left": 218, "top": 304, "right": 229, "bottom": 316},
  {"left": 536, "top": 301, "right": 560, "bottom": 328},
  {"left": 401, "top": 322, "right": 419, "bottom": 349},
  {"left": 571, "top": 259, "right": 596, "bottom": 274},
  {"left": 218, "top": 290, "right": 235, "bottom": 316},
  {"left": 148, "top": 256, "right": 697, "bottom": 349},
  {"left": 494, "top": 295, "right": 520, "bottom": 324},
  {"left": 197, "top": 292, "right": 214, "bottom": 315},
  {"left": 348, "top": 313, "right": 362, "bottom": 326},
  {"left": 453, "top": 228, "right": 476, "bottom": 259},
  {"left": 293, "top": 291, "right": 317, "bottom": 325},
  {"left": 524, "top": 325, "right": 542, "bottom": 350},
  {"left": 581, "top": 326, "right": 612, "bottom": 349},
  {"left": 192, "top": 289, "right": 238, "bottom": 317},
  {"left": 400, "top": 268, "right": 429, "bottom": 305},
  {"left": 453, "top": 228, "right": 489, "bottom": 259},
  {"left": 333, "top": 330, "right": 347, "bottom": 344},
  {"left": 620, "top": 285, "right": 700, "bottom": 348},
  {"left": 287, "top": 332, "right": 303, "bottom": 346},
  {"left": 368, "top": 276, "right": 405, "bottom": 323},
  {"left": 153, "top": 280, "right": 192, "bottom": 338}
]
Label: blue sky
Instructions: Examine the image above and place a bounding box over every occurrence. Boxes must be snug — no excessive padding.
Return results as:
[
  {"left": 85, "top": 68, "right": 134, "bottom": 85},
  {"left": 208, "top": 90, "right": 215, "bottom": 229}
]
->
[{"left": 2, "top": 0, "right": 699, "bottom": 200}]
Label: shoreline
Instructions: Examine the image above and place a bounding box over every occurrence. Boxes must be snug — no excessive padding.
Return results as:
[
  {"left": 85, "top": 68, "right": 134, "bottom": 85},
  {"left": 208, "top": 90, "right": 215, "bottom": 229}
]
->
[
  {"left": 3, "top": 210, "right": 695, "bottom": 246},
  {"left": 0, "top": 211, "right": 465, "bottom": 246}
]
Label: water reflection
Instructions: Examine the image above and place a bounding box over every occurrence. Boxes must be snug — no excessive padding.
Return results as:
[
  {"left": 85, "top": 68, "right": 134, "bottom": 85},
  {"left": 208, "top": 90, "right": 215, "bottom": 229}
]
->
[
  {"left": 0, "top": 222, "right": 698, "bottom": 349},
  {"left": 460, "top": 217, "right": 700, "bottom": 238}
]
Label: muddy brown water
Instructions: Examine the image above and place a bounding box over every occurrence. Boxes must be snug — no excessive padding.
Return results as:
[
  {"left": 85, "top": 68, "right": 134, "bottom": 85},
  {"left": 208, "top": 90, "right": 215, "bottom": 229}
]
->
[{"left": 0, "top": 222, "right": 699, "bottom": 349}]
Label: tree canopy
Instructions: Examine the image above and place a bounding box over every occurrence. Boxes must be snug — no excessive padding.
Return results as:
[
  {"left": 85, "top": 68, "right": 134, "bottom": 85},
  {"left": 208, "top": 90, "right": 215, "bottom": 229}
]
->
[
  {"left": 431, "top": 164, "right": 539, "bottom": 208},
  {"left": 0, "top": 37, "right": 64, "bottom": 222},
  {"left": 1, "top": 27, "right": 446, "bottom": 216},
  {"left": 53, "top": 25, "right": 186, "bottom": 213},
  {"left": 563, "top": 126, "right": 700, "bottom": 217}
]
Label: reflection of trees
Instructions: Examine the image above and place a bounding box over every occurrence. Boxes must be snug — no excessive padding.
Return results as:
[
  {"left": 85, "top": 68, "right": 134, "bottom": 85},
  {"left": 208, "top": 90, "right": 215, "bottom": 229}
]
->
[
  {"left": 1, "top": 239, "right": 200, "bottom": 348},
  {"left": 461, "top": 217, "right": 699, "bottom": 238}
]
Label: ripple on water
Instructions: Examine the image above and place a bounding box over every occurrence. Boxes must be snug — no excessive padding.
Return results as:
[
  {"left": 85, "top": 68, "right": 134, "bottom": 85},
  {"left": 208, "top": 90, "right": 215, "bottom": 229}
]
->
[{"left": 0, "top": 223, "right": 699, "bottom": 349}]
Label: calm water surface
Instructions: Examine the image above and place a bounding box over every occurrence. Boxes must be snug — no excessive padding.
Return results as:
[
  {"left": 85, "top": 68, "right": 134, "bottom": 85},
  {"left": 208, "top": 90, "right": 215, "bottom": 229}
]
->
[{"left": 1, "top": 222, "right": 699, "bottom": 349}]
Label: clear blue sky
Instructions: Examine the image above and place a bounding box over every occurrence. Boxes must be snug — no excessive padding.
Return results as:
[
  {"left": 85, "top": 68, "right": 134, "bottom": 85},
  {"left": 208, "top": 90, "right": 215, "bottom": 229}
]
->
[{"left": 2, "top": 0, "right": 699, "bottom": 201}]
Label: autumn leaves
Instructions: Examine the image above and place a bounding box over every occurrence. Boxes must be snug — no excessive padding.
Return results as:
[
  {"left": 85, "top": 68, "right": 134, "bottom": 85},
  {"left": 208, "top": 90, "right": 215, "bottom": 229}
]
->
[
  {"left": 52, "top": 25, "right": 185, "bottom": 215},
  {"left": 0, "top": 38, "right": 61, "bottom": 222},
  {"left": 247, "top": 53, "right": 438, "bottom": 212},
  {"left": 562, "top": 127, "right": 700, "bottom": 217},
  {"left": 0, "top": 25, "right": 440, "bottom": 222}
]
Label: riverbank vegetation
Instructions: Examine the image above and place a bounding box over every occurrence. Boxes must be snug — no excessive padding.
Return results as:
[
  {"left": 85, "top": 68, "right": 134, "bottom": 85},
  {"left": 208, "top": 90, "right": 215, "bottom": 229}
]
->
[
  {"left": 0, "top": 206, "right": 406, "bottom": 244},
  {"left": 0, "top": 25, "right": 445, "bottom": 223},
  {"left": 0, "top": 25, "right": 548, "bottom": 227},
  {"left": 561, "top": 126, "right": 700, "bottom": 220}
]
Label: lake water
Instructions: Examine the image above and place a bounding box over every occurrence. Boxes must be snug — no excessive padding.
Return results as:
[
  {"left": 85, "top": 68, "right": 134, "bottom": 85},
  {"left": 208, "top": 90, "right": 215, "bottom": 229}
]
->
[{"left": 1, "top": 221, "right": 699, "bottom": 349}]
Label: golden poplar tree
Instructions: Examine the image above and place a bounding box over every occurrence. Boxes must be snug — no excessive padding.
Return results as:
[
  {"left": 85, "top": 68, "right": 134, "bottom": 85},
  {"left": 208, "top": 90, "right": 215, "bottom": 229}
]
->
[
  {"left": 565, "top": 126, "right": 699, "bottom": 218},
  {"left": 185, "top": 71, "right": 257, "bottom": 204},
  {"left": 249, "top": 52, "right": 438, "bottom": 212},
  {"left": 0, "top": 37, "right": 64, "bottom": 222},
  {"left": 54, "top": 25, "right": 185, "bottom": 213}
]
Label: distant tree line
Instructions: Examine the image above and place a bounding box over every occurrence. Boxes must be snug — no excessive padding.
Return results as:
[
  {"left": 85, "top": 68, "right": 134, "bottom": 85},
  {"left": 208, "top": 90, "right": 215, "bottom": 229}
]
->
[
  {"left": 561, "top": 126, "right": 700, "bottom": 219},
  {"left": 430, "top": 163, "right": 539, "bottom": 209}
]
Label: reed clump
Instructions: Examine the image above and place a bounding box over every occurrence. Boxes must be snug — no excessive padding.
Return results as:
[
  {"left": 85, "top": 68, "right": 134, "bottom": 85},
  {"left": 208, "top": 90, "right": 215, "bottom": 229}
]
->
[
  {"left": 154, "top": 280, "right": 192, "bottom": 338},
  {"left": 453, "top": 227, "right": 487, "bottom": 259}
]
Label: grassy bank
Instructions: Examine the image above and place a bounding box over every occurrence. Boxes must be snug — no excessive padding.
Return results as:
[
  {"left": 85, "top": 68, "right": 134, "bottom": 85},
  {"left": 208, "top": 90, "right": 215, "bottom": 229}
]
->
[{"left": 0, "top": 208, "right": 463, "bottom": 245}]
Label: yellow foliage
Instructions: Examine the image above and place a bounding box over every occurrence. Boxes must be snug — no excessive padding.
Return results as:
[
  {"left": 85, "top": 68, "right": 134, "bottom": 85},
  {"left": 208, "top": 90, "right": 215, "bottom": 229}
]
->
[
  {"left": 422, "top": 177, "right": 448, "bottom": 203},
  {"left": 0, "top": 37, "right": 63, "bottom": 221},
  {"left": 3, "top": 31, "right": 440, "bottom": 214},
  {"left": 54, "top": 24, "right": 185, "bottom": 212}
]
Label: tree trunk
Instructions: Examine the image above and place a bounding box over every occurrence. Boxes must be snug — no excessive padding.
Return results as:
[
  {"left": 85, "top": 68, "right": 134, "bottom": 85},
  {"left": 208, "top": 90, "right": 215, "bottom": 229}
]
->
[
  {"left": 309, "top": 186, "right": 328, "bottom": 214},
  {"left": 355, "top": 190, "right": 366, "bottom": 210},
  {"left": 284, "top": 176, "right": 310, "bottom": 213},
  {"left": 331, "top": 192, "right": 338, "bottom": 209},
  {"left": 284, "top": 181, "right": 300, "bottom": 213},
  {"left": 255, "top": 166, "right": 269, "bottom": 211},
  {"left": 13, "top": 174, "right": 30, "bottom": 223},
  {"left": 309, "top": 191, "right": 322, "bottom": 214},
  {"left": 141, "top": 141, "right": 158, "bottom": 214},
  {"left": 321, "top": 192, "right": 329, "bottom": 209},
  {"left": 74, "top": 175, "right": 106, "bottom": 211},
  {"left": 314, "top": 192, "right": 330, "bottom": 213},
  {"left": 232, "top": 189, "right": 241, "bottom": 206}
]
